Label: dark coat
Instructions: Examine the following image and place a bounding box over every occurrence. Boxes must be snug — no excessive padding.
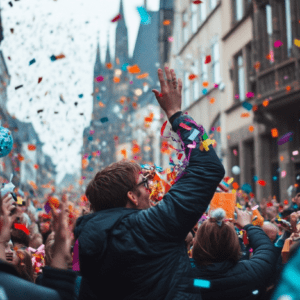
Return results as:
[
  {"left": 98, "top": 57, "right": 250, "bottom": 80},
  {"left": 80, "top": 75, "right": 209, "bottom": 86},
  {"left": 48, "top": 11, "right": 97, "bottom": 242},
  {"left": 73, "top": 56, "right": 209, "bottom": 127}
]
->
[
  {"left": 74, "top": 114, "right": 225, "bottom": 300},
  {"left": 190, "top": 225, "right": 278, "bottom": 300},
  {"left": 0, "top": 259, "right": 77, "bottom": 300}
]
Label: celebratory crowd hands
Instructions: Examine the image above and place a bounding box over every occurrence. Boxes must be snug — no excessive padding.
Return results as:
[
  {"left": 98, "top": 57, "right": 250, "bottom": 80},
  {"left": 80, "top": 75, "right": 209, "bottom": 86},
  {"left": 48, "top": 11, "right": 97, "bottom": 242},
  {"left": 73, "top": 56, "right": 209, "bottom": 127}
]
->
[
  {"left": 0, "top": 191, "right": 73, "bottom": 270},
  {"left": 152, "top": 67, "right": 182, "bottom": 119}
]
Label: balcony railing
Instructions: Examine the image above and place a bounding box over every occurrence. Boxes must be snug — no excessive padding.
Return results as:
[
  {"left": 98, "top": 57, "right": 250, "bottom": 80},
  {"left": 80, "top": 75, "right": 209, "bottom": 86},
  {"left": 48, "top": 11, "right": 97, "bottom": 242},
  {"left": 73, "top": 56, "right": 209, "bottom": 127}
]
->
[{"left": 255, "top": 57, "right": 300, "bottom": 104}]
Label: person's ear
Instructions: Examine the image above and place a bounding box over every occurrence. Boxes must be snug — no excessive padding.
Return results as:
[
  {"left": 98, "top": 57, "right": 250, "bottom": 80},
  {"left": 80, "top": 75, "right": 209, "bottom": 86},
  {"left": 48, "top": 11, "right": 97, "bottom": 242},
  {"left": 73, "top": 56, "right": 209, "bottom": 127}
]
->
[{"left": 127, "top": 191, "right": 138, "bottom": 207}]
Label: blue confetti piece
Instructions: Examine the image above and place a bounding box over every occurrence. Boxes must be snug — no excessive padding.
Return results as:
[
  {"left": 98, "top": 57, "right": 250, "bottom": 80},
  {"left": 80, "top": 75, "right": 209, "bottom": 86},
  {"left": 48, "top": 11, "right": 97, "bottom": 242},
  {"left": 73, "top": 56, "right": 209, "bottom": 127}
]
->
[
  {"left": 253, "top": 175, "right": 258, "bottom": 182},
  {"left": 88, "top": 136, "right": 93, "bottom": 141},
  {"left": 154, "top": 164, "right": 163, "bottom": 172},
  {"left": 242, "top": 101, "right": 253, "bottom": 111},
  {"left": 100, "top": 117, "right": 109, "bottom": 123},
  {"left": 0, "top": 127, "right": 13, "bottom": 158},
  {"left": 273, "top": 176, "right": 278, "bottom": 181},
  {"left": 50, "top": 55, "right": 56, "bottom": 61},
  {"left": 194, "top": 279, "right": 210, "bottom": 289},
  {"left": 188, "top": 129, "right": 200, "bottom": 141},
  {"left": 122, "top": 63, "right": 129, "bottom": 71},
  {"left": 29, "top": 58, "right": 36, "bottom": 66},
  {"left": 78, "top": 94, "right": 83, "bottom": 98},
  {"left": 202, "top": 88, "right": 208, "bottom": 95},
  {"left": 252, "top": 290, "right": 259, "bottom": 295},
  {"left": 241, "top": 183, "right": 252, "bottom": 194},
  {"left": 137, "top": 6, "right": 151, "bottom": 25}
]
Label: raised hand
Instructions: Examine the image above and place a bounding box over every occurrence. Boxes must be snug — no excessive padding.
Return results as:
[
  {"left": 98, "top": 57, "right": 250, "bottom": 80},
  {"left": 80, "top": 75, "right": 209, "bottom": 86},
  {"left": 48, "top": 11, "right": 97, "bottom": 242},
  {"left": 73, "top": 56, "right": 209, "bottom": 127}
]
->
[
  {"left": 234, "top": 207, "right": 252, "bottom": 229},
  {"left": 51, "top": 194, "right": 73, "bottom": 269},
  {"left": 152, "top": 67, "right": 182, "bottom": 119}
]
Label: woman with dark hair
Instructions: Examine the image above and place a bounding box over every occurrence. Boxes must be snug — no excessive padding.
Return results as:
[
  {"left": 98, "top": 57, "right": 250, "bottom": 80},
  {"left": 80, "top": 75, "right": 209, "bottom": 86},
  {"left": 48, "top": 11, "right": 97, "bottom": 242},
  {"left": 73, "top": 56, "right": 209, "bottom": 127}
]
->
[{"left": 191, "top": 207, "right": 278, "bottom": 300}]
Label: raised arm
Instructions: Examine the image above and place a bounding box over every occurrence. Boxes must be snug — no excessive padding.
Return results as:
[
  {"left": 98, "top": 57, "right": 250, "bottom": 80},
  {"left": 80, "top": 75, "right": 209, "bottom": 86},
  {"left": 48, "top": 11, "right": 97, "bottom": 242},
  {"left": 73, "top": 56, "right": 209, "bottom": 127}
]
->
[{"left": 133, "top": 67, "right": 225, "bottom": 242}]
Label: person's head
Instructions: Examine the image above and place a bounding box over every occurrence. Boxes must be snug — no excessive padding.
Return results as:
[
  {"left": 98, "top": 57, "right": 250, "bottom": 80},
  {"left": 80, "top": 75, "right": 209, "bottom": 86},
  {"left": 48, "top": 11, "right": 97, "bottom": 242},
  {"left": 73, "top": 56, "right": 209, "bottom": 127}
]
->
[
  {"left": 294, "top": 192, "right": 300, "bottom": 207},
  {"left": 185, "top": 232, "right": 194, "bottom": 252},
  {"left": 266, "top": 206, "right": 278, "bottom": 221},
  {"left": 5, "top": 240, "right": 14, "bottom": 263},
  {"left": 44, "top": 232, "right": 55, "bottom": 266},
  {"left": 192, "top": 209, "right": 241, "bottom": 266},
  {"left": 29, "top": 233, "right": 43, "bottom": 249},
  {"left": 262, "top": 221, "right": 279, "bottom": 242},
  {"left": 13, "top": 249, "right": 34, "bottom": 282},
  {"left": 11, "top": 227, "right": 30, "bottom": 249},
  {"left": 86, "top": 161, "right": 151, "bottom": 211}
]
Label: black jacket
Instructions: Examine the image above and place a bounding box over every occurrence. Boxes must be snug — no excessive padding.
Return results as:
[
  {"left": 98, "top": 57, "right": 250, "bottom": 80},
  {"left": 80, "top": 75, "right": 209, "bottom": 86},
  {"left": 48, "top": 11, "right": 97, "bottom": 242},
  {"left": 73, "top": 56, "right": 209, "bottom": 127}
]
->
[
  {"left": 190, "top": 225, "right": 278, "bottom": 300},
  {"left": 74, "top": 114, "right": 225, "bottom": 300},
  {"left": 0, "top": 260, "right": 77, "bottom": 300}
]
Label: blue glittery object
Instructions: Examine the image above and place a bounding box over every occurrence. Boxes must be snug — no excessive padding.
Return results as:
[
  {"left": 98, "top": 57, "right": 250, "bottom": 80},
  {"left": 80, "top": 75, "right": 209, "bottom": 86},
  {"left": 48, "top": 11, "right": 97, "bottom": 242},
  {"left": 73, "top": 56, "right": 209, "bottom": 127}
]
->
[
  {"left": 194, "top": 279, "right": 210, "bottom": 289},
  {"left": 273, "top": 176, "right": 278, "bottom": 181},
  {"left": 253, "top": 175, "right": 258, "bottom": 182},
  {"left": 202, "top": 88, "right": 208, "bottom": 95},
  {"left": 122, "top": 63, "right": 129, "bottom": 71},
  {"left": 0, "top": 127, "right": 13, "bottom": 158},
  {"left": 88, "top": 136, "right": 93, "bottom": 141}
]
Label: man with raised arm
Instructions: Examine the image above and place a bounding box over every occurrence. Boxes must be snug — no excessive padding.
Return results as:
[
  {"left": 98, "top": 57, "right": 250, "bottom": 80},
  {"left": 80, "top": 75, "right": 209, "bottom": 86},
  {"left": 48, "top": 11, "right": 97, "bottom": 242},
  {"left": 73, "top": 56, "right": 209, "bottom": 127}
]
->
[{"left": 74, "top": 67, "right": 225, "bottom": 300}]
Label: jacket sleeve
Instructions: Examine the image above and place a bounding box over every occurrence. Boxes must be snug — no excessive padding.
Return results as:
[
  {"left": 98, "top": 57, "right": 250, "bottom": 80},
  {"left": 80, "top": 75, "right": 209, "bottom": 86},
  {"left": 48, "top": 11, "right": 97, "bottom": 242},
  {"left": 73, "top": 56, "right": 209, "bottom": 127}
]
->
[
  {"left": 40, "top": 266, "right": 77, "bottom": 300},
  {"left": 238, "top": 225, "right": 278, "bottom": 287},
  {"left": 132, "top": 114, "right": 225, "bottom": 242}
]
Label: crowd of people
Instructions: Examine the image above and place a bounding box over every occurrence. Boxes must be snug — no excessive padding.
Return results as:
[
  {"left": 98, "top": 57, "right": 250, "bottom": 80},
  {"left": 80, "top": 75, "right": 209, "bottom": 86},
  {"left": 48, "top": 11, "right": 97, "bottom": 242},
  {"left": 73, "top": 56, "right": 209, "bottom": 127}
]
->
[{"left": 0, "top": 67, "right": 299, "bottom": 300}]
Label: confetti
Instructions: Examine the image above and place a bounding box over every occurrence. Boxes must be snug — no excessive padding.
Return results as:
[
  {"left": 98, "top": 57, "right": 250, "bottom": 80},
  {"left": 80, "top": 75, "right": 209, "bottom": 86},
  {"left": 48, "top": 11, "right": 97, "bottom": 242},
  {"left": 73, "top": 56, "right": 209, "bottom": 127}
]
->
[
  {"left": 29, "top": 58, "right": 36, "bottom": 66},
  {"left": 258, "top": 180, "right": 266, "bottom": 186},
  {"left": 100, "top": 117, "right": 108, "bottom": 123},
  {"left": 15, "top": 85, "right": 23, "bottom": 90},
  {"left": 111, "top": 14, "right": 122, "bottom": 22},
  {"left": 188, "top": 129, "right": 200, "bottom": 141},
  {"left": 95, "top": 76, "right": 104, "bottom": 82},
  {"left": 44, "top": 202, "right": 51, "bottom": 214},
  {"left": 277, "top": 132, "right": 293, "bottom": 145},
  {"left": 38, "top": 77, "right": 43, "bottom": 84},
  {"left": 248, "top": 126, "right": 254, "bottom": 132},
  {"left": 179, "top": 123, "right": 192, "bottom": 131},
  {"left": 78, "top": 94, "right": 83, "bottom": 98},
  {"left": 50, "top": 55, "right": 56, "bottom": 61},
  {"left": 28, "top": 144, "right": 36, "bottom": 151},
  {"left": 294, "top": 39, "right": 300, "bottom": 47},
  {"left": 271, "top": 128, "right": 279, "bottom": 138},
  {"left": 137, "top": 6, "right": 151, "bottom": 25},
  {"left": 194, "top": 279, "right": 210, "bottom": 288},
  {"left": 189, "top": 74, "right": 197, "bottom": 80},
  {"left": 274, "top": 40, "right": 283, "bottom": 48},
  {"left": 204, "top": 55, "right": 211, "bottom": 64},
  {"left": 193, "top": 0, "right": 203, "bottom": 3},
  {"left": 127, "top": 64, "right": 141, "bottom": 74},
  {"left": 163, "top": 20, "right": 171, "bottom": 25},
  {"left": 241, "top": 113, "right": 250, "bottom": 118},
  {"left": 242, "top": 101, "right": 253, "bottom": 111},
  {"left": 246, "top": 92, "right": 255, "bottom": 98}
]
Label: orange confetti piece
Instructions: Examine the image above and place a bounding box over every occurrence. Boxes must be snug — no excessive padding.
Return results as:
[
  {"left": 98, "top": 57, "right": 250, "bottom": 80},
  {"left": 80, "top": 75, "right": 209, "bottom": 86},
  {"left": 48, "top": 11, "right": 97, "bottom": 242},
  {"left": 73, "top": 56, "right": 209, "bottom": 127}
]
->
[
  {"left": 55, "top": 54, "right": 65, "bottom": 60},
  {"left": 160, "top": 120, "right": 168, "bottom": 136},
  {"left": 17, "top": 154, "right": 24, "bottom": 161},
  {"left": 120, "top": 148, "right": 127, "bottom": 158},
  {"left": 249, "top": 126, "right": 254, "bottom": 132},
  {"left": 254, "top": 62, "right": 261, "bottom": 70},
  {"left": 262, "top": 100, "right": 269, "bottom": 107},
  {"left": 28, "top": 181, "right": 38, "bottom": 190},
  {"left": 106, "top": 63, "right": 113, "bottom": 69},
  {"left": 163, "top": 20, "right": 171, "bottom": 25},
  {"left": 188, "top": 74, "right": 197, "bottom": 80},
  {"left": 132, "top": 102, "right": 137, "bottom": 109},
  {"left": 232, "top": 182, "right": 239, "bottom": 190},
  {"left": 241, "top": 113, "right": 250, "bottom": 118},
  {"left": 280, "top": 155, "right": 284, "bottom": 161},
  {"left": 227, "top": 135, "right": 231, "bottom": 140},
  {"left": 202, "top": 81, "right": 209, "bottom": 87},
  {"left": 271, "top": 128, "right": 279, "bottom": 138},
  {"left": 283, "top": 199, "right": 289, "bottom": 205},
  {"left": 252, "top": 105, "right": 258, "bottom": 111},
  {"left": 113, "top": 77, "right": 120, "bottom": 83},
  {"left": 127, "top": 64, "right": 141, "bottom": 74},
  {"left": 28, "top": 144, "right": 36, "bottom": 151},
  {"left": 216, "top": 126, "right": 221, "bottom": 132},
  {"left": 286, "top": 85, "right": 291, "bottom": 92},
  {"left": 82, "top": 158, "right": 88, "bottom": 169},
  {"left": 136, "top": 73, "right": 149, "bottom": 79},
  {"left": 209, "top": 98, "right": 215, "bottom": 104},
  {"left": 34, "top": 164, "right": 39, "bottom": 169},
  {"left": 98, "top": 101, "right": 105, "bottom": 107}
]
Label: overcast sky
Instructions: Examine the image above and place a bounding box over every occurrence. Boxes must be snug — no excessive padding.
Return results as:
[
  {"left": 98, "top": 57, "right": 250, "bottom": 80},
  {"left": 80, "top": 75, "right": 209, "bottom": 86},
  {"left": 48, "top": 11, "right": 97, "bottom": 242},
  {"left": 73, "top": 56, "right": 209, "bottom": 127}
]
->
[{"left": 1, "top": 0, "right": 160, "bottom": 183}]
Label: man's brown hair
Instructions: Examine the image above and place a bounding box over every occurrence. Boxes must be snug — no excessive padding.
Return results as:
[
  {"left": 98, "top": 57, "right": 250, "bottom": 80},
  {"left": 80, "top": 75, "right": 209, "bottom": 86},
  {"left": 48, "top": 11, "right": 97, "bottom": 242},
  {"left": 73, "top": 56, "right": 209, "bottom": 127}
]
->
[
  {"left": 85, "top": 161, "right": 141, "bottom": 212},
  {"left": 192, "top": 219, "right": 241, "bottom": 266}
]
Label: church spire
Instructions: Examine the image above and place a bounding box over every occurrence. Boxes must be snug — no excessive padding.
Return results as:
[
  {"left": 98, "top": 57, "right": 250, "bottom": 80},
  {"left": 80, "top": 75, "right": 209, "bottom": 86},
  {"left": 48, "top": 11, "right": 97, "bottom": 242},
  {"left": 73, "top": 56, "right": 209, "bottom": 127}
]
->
[
  {"left": 115, "top": 0, "right": 129, "bottom": 67},
  {"left": 94, "top": 35, "right": 102, "bottom": 75},
  {"left": 105, "top": 33, "right": 111, "bottom": 64}
]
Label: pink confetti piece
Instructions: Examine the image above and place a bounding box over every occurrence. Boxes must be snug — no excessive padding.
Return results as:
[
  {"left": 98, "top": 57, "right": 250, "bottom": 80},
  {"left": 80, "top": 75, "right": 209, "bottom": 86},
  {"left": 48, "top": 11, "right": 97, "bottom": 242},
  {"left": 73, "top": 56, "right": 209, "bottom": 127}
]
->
[
  {"left": 251, "top": 205, "right": 259, "bottom": 211},
  {"left": 179, "top": 123, "right": 192, "bottom": 131}
]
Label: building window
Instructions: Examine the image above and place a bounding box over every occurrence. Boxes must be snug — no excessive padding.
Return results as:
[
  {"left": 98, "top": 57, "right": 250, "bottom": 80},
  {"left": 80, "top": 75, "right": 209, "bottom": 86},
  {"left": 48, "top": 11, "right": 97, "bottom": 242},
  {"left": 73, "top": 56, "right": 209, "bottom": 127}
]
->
[
  {"left": 192, "top": 79, "right": 199, "bottom": 102},
  {"left": 210, "top": 0, "right": 217, "bottom": 11},
  {"left": 285, "top": 0, "right": 292, "bottom": 57},
  {"left": 184, "top": 72, "right": 190, "bottom": 108},
  {"left": 182, "top": 10, "right": 189, "bottom": 44},
  {"left": 200, "top": 53, "right": 208, "bottom": 85},
  {"left": 199, "top": 1, "right": 206, "bottom": 23},
  {"left": 191, "top": 1, "right": 198, "bottom": 34},
  {"left": 234, "top": 0, "right": 244, "bottom": 21},
  {"left": 265, "top": 4, "right": 274, "bottom": 64},
  {"left": 211, "top": 41, "right": 221, "bottom": 84},
  {"left": 235, "top": 52, "right": 246, "bottom": 101}
]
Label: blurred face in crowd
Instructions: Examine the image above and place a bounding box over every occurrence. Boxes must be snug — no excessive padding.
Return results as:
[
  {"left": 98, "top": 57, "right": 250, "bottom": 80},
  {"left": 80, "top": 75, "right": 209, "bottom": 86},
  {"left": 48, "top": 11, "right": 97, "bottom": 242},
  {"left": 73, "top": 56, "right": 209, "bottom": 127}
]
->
[{"left": 5, "top": 241, "right": 14, "bottom": 263}]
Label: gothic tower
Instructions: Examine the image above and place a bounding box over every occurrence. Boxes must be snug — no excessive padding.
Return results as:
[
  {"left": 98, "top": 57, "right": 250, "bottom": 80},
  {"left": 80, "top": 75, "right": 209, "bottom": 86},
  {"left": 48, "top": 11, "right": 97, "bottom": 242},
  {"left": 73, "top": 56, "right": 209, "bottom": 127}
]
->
[
  {"left": 115, "top": 0, "right": 129, "bottom": 67},
  {"left": 93, "top": 38, "right": 103, "bottom": 120}
]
